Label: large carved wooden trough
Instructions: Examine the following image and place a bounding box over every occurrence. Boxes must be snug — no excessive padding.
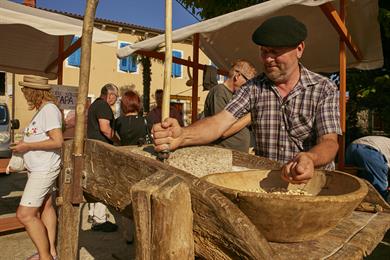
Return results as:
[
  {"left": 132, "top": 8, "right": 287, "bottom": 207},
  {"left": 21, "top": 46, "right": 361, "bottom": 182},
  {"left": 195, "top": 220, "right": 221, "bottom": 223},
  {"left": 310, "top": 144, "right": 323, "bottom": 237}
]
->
[{"left": 60, "top": 140, "right": 390, "bottom": 259}]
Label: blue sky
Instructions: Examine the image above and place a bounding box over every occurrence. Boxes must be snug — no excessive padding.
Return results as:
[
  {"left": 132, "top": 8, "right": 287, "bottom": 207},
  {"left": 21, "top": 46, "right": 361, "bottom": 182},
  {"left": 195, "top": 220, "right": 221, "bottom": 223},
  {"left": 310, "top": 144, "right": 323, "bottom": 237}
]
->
[{"left": 11, "top": 0, "right": 201, "bottom": 30}]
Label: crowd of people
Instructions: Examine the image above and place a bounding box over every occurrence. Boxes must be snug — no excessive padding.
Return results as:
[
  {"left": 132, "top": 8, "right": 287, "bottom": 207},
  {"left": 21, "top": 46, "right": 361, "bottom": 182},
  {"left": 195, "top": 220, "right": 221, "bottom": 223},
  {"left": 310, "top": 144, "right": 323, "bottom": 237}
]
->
[{"left": 10, "top": 15, "right": 389, "bottom": 260}]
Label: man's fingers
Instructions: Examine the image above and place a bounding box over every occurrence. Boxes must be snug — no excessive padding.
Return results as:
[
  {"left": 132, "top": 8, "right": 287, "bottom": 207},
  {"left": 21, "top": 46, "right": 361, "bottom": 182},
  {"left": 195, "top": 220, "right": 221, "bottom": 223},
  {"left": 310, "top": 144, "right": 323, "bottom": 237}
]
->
[
  {"left": 281, "top": 161, "right": 296, "bottom": 182},
  {"left": 154, "top": 143, "right": 170, "bottom": 152},
  {"left": 152, "top": 129, "right": 172, "bottom": 139}
]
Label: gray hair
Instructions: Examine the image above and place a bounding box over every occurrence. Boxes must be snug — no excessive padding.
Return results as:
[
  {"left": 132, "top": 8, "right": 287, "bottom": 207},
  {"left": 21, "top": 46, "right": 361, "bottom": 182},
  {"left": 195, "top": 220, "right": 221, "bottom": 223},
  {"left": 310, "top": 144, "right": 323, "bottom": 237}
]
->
[{"left": 100, "top": 83, "right": 118, "bottom": 96}]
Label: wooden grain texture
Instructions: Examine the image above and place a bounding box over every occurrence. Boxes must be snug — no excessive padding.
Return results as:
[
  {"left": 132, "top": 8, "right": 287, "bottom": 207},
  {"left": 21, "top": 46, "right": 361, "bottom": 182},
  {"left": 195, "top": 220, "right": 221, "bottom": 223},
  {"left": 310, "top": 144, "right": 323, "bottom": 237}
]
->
[
  {"left": 83, "top": 140, "right": 275, "bottom": 259},
  {"left": 270, "top": 211, "right": 390, "bottom": 259},
  {"left": 131, "top": 171, "right": 178, "bottom": 259},
  {"left": 81, "top": 140, "right": 390, "bottom": 259},
  {"left": 203, "top": 170, "right": 368, "bottom": 242},
  {"left": 232, "top": 150, "right": 280, "bottom": 170},
  {"left": 151, "top": 173, "right": 194, "bottom": 259},
  {"left": 58, "top": 141, "right": 80, "bottom": 260},
  {"left": 361, "top": 180, "right": 390, "bottom": 211}
]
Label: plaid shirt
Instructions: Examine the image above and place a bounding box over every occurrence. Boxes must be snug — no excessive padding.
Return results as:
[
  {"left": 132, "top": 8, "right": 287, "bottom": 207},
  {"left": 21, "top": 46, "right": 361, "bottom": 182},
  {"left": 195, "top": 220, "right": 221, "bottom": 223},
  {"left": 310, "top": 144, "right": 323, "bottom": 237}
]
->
[{"left": 225, "top": 65, "right": 341, "bottom": 167}]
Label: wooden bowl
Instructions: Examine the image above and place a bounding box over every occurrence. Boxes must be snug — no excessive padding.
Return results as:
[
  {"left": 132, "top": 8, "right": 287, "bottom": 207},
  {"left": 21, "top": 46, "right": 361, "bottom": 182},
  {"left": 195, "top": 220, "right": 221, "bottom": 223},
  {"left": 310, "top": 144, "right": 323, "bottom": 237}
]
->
[{"left": 202, "top": 170, "right": 368, "bottom": 242}]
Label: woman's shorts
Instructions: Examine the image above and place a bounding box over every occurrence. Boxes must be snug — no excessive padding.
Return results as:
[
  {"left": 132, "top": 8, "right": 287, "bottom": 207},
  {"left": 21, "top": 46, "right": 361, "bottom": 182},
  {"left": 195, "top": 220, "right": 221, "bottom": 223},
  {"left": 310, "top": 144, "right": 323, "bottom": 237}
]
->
[{"left": 20, "top": 167, "right": 60, "bottom": 208}]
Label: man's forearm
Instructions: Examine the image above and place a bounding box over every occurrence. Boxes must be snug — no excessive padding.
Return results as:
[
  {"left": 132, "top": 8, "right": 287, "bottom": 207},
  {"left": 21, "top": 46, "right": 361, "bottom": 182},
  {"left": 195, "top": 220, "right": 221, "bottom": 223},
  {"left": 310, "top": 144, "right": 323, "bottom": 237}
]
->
[
  {"left": 181, "top": 110, "right": 236, "bottom": 147},
  {"left": 306, "top": 134, "right": 339, "bottom": 167},
  {"left": 221, "top": 113, "right": 251, "bottom": 138},
  {"left": 101, "top": 128, "right": 113, "bottom": 140}
]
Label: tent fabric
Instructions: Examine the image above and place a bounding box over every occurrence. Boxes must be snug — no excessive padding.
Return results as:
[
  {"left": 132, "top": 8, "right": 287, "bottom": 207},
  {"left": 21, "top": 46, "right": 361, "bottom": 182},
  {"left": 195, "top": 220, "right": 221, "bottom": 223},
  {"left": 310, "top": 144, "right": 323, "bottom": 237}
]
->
[
  {"left": 117, "top": 0, "right": 383, "bottom": 73},
  {"left": 0, "top": 0, "right": 117, "bottom": 79}
]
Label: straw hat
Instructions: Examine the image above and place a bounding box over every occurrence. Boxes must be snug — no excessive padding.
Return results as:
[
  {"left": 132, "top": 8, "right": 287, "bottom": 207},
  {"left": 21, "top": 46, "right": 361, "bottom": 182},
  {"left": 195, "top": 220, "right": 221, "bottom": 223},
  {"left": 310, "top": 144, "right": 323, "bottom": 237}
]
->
[{"left": 19, "top": 75, "right": 52, "bottom": 90}]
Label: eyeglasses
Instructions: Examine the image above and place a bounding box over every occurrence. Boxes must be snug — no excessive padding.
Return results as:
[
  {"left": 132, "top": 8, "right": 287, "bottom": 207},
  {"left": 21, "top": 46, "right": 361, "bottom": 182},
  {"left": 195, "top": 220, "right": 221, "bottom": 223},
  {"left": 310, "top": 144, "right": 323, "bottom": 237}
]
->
[{"left": 235, "top": 70, "right": 249, "bottom": 81}]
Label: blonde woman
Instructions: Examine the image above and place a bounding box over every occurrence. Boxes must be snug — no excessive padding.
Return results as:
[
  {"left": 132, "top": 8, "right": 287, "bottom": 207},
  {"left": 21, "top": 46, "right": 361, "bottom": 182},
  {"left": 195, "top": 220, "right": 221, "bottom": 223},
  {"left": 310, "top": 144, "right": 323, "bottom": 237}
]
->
[{"left": 12, "top": 75, "right": 63, "bottom": 260}]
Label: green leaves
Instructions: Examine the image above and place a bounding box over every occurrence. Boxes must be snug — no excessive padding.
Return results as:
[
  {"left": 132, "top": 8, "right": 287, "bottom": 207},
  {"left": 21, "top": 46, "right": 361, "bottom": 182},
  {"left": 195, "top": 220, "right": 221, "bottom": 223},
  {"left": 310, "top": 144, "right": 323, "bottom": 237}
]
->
[{"left": 177, "top": 0, "right": 265, "bottom": 19}]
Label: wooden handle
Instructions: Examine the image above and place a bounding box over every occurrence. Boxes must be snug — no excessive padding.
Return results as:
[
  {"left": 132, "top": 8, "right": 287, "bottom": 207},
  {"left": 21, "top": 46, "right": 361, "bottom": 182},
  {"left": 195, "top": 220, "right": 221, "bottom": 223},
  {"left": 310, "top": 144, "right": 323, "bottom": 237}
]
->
[{"left": 162, "top": 0, "right": 172, "bottom": 122}]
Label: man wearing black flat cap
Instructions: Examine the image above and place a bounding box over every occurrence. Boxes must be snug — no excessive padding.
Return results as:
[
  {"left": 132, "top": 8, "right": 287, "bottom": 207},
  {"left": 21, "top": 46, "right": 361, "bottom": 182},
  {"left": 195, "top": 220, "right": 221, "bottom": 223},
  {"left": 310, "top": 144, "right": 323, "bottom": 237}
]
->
[{"left": 152, "top": 15, "right": 341, "bottom": 184}]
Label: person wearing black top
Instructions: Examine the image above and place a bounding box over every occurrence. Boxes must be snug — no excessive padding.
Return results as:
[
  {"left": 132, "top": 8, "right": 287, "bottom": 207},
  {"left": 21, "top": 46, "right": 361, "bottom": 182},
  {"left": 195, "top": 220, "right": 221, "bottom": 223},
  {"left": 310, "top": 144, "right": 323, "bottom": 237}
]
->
[
  {"left": 115, "top": 90, "right": 151, "bottom": 146},
  {"left": 86, "top": 83, "right": 119, "bottom": 232},
  {"left": 115, "top": 90, "right": 150, "bottom": 244}
]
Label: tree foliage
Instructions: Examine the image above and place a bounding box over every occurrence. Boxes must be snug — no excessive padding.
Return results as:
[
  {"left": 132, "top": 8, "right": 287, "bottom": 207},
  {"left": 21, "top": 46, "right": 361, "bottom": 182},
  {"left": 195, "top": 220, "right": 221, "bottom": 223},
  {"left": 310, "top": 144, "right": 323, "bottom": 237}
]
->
[
  {"left": 178, "top": 0, "right": 265, "bottom": 20},
  {"left": 141, "top": 56, "right": 152, "bottom": 113},
  {"left": 346, "top": 0, "right": 390, "bottom": 139}
]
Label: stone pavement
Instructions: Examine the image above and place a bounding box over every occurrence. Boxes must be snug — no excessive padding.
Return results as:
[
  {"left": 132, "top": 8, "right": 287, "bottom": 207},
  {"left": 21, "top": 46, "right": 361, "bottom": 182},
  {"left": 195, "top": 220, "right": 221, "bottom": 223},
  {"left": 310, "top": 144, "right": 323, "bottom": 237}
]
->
[{"left": 0, "top": 172, "right": 134, "bottom": 260}]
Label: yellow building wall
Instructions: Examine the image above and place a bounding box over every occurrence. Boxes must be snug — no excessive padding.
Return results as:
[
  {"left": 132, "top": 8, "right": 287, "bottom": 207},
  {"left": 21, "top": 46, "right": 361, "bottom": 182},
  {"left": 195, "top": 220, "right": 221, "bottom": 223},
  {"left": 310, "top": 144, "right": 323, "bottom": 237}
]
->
[{"left": 5, "top": 28, "right": 214, "bottom": 134}]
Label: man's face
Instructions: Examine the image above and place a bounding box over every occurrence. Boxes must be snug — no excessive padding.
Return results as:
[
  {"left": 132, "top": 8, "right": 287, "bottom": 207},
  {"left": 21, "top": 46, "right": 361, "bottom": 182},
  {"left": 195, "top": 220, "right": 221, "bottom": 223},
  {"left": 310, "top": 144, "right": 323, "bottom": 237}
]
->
[
  {"left": 107, "top": 89, "right": 118, "bottom": 106},
  {"left": 232, "top": 69, "right": 249, "bottom": 91},
  {"left": 259, "top": 43, "right": 304, "bottom": 83}
]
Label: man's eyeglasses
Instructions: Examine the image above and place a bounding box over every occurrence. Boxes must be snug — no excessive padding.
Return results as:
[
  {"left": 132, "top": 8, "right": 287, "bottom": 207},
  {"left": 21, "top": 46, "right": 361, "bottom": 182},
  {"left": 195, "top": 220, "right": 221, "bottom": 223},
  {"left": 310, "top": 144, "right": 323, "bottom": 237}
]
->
[{"left": 235, "top": 70, "right": 249, "bottom": 81}]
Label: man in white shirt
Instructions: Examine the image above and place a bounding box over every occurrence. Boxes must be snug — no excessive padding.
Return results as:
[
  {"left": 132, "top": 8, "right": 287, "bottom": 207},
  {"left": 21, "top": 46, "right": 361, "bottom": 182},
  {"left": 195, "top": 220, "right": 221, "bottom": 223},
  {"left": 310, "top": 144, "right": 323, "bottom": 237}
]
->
[{"left": 346, "top": 136, "right": 390, "bottom": 201}]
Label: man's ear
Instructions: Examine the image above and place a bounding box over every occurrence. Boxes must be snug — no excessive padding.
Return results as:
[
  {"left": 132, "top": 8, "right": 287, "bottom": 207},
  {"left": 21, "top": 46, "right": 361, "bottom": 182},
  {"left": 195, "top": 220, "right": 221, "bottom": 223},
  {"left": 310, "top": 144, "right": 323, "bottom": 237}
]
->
[{"left": 296, "top": 42, "right": 305, "bottom": 59}]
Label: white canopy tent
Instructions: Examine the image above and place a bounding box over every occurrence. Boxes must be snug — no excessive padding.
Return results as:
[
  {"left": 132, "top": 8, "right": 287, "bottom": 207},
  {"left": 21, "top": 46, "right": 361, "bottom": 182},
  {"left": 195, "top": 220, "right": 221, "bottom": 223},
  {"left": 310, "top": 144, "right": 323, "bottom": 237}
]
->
[
  {"left": 0, "top": 0, "right": 117, "bottom": 79},
  {"left": 117, "top": 0, "right": 383, "bottom": 74}
]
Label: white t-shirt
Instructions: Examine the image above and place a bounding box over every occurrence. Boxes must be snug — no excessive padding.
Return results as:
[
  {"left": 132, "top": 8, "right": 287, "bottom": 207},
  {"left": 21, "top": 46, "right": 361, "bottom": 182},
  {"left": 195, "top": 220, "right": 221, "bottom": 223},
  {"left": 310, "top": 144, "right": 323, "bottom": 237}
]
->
[
  {"left": 353, "top": 136, "right": 390, "bottom": 168},
  {"left": 23, "top": 103, "right": 62, "bottom": 172}
]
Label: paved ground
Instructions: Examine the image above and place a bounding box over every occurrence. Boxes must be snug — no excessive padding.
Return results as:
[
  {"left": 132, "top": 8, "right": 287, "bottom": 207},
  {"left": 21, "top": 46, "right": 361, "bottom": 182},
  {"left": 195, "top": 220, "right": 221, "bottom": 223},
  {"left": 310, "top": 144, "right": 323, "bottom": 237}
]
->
[
  {"left": 0, "top": 171, "right": 389, "bottom": 260},
  {"left": 0, "top": 172, "right": 134, "bottom": 260}
]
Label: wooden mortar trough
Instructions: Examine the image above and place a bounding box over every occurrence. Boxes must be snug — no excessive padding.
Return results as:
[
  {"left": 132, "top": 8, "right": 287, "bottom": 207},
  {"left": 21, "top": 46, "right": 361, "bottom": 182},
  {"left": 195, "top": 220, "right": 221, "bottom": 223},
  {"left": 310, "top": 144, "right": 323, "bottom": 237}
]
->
[{"left": 202, "top": 169, "right": 368, "bottom": 242}]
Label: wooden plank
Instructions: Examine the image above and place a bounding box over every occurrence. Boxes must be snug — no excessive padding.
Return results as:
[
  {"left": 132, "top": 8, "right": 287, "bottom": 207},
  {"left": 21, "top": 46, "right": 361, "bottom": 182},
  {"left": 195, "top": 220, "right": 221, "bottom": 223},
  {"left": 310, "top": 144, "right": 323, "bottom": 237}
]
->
[
  {"left": 269, "top": 211, "right": 390, "bottom": 259},
  {"left": 135, "top": 50, "right": 229, "bottom": 76},
  {"left": 132, "top": 171, "right": 194, "bottom": 259},
  {"left": 82, "top": 141, "right": 390, "bottom": 259},
  {"left": 131, "top": 171, "right": 174, "bottom": 259},
  {"left": 320, "top": 2, "right": 363, "bottom": 61},
  {"left": 57, "top": 141, "right": 80, "bottom": 260},
  {"left": 45, "top": 37, "right": 82, "bottom": 73},
  {"left": 151, "top": 175, "right": 194, "bottom": 259},
  {"left": 0, "top": 217, "right": 24, "bottom": 233},
  {"left": 170, "top": 94, "right": 200, "bottom": 102},
  {"left": 0, "top": 158, "right": 10, "bottom": 174},
  {"left": 328, "top": 212, "right": 390, "bottom": 259},
  {"left": 83, "top": 140, "right": 276, "bottom": 259}
]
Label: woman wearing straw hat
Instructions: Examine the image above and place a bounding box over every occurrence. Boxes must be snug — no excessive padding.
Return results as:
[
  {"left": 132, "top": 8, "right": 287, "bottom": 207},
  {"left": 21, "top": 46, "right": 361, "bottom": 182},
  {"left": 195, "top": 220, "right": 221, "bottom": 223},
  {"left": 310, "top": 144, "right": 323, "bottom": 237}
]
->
[{"left": 12, "top": 75, "right": 63, "bottom": 260}]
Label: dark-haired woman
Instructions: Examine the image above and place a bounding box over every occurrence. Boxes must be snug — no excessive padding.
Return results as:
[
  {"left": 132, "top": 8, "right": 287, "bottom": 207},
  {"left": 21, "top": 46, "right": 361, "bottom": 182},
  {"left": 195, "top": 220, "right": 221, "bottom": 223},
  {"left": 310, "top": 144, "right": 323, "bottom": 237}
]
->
[
  {"left": 114, "top": 90, "right": 151, "bottom": 146},
  {"left": 114, "top": 90, "right": 151, "bottom": 243}
]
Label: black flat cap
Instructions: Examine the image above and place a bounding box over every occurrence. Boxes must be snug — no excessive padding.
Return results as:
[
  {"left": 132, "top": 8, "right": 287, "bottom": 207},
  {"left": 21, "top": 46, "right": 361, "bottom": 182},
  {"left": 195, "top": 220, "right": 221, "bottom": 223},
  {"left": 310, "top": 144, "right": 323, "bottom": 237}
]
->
[{"left": 252, "top": 15, "right": 307, "bottom": 47}]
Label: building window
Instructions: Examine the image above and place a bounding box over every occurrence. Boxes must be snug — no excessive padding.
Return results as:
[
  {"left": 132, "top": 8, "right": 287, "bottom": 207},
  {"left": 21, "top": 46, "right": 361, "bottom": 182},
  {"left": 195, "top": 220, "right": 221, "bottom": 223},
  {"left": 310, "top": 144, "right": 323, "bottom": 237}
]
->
[
  {"left": 172, "top": 50, "right": 183, "bottom": 78},
  {"left": 211, "top": 61, "right": 227, "bottom": 83},
  {"left": 67, "top": 36, "right": 81, "bottom": 67},
  {"left": 118, "top": 42, "right": 137, "bottom": 73}
]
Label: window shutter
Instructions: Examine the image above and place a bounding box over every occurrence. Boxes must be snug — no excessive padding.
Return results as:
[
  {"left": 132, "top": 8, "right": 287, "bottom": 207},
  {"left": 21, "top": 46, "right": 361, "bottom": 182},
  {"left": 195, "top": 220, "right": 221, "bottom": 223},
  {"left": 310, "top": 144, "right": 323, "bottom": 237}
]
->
[
  {"left": 129, "top": 55, "right": 137, "bottom": 72},
  {"left": 172, "top": 51, "right": 182, "bottom": 77},
  {"left": 68, "top": 36, "right": 81, "bottom": 67},
  {"left": 119, "top": 42, "right": 129, "bottom": 72}
]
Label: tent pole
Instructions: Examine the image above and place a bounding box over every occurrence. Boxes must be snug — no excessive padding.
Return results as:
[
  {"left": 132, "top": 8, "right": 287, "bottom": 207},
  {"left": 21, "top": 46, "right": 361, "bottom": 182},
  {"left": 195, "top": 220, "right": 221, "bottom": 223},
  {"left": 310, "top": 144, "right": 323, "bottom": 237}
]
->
[
  {"left": 337, "top": 0, "right": 346, "bottom": 169},
  {"left": 46, "top": 38, "right": 82, "bottom": 73},
  {"left": 191, "top": 33, "right": 199, "bottom": 124},
  {"left": 11, "top": 73, "right": 15, "bottom": 143},
  {"left": 57, "top": 36, "right": 64, "bottom": 85},
  {"left": 135, "top": 49, "right": 227, "bottom": 76},
  {"left": 320, "top": 2, "right": 362, "bottom": 61},
  {"left": 58, "top": 1, "right": 99, "bottom": 259},
  {"left": 191, "top": 33, "right": 200, "bottom": 123}
]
